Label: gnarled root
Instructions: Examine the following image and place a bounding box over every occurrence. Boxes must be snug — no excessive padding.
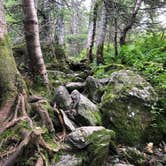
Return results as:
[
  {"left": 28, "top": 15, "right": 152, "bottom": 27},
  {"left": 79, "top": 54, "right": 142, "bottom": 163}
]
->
[
  {"left": 0, "top": 116, "right": 27, "bottom": 134},
  {"left": 31, "top": 100, "right": 55, "bottom": 133},
  {"left": 0, "top": 93, "right": 65, "bottom": 165},
  {"left": 0, "top": 131, "right": 34, "bottom": 166},
  {"left": 35, "top": 156, "right": 44, "bottom": 166}
]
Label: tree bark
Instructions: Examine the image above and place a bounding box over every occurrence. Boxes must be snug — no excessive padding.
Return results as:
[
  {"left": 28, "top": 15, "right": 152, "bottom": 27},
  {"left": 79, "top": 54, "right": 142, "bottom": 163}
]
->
[
  {"left": 120, "top": 0, "right": 142, "bottom": 46},
  {"left": 22, "top": 0, "right": 49, "bottom": 85},
  {"left": 56, "top": 0, "right": 65, "bottom": 46},
  {"left": 96, "top": 2, "right": 107, "bottom": 65},
  {"left": 114, "top": 17, "right": 118, "bottom": 56},
  {"left": 86, "top": 0, "right": 99, "bottom": 63},
  {"left": 0, "top": 0, "right": 25, "bottom": 125}
]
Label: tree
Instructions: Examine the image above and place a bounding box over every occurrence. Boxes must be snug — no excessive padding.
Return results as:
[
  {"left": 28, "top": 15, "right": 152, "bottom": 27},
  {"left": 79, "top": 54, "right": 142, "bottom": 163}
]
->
[
  {"left": 119, "top": 0, "right": 143, "bottom": 46},
  {"left": 56, "top": 0, "right": 65, "bottom": 46},
  {"left": 96, "top": 1, "right": 107, "bottom": 64},
  {"left": 0, "top": 0, "right": 25, "bottom": 125},
  {"left": 22, "top": 0, "right": 48, "bottom": 85},
  {"left": 86, "top": 0, "right": 99, "bottom": 63}
]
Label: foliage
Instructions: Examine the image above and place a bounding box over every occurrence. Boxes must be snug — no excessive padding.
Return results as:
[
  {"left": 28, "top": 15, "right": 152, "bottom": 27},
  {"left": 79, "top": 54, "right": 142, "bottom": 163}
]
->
[{"left": 91, "top": 33, "right": 166, "bottom": 141}]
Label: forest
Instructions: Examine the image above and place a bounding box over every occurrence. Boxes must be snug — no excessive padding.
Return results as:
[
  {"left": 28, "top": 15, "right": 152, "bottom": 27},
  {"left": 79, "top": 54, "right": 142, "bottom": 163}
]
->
[{"left": 0, "top": 0, "right": 166, "bottom": 165}]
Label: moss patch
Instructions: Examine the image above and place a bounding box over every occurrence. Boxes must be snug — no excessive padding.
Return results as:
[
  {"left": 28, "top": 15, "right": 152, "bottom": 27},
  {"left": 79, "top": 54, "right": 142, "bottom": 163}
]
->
[
  {"left": 0, "top": 35, "right": 26, "bottom": 106},
  {"left": 84, "top": 129, "right": 115, "bottom": 166}
]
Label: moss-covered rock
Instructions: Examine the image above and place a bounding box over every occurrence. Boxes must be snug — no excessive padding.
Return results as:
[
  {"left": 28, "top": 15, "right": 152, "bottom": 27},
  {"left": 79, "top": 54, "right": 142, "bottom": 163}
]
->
[
  {"left": 101, "top": 70, "right": 157, "bottom": 145},
  {"left": 48, "top": 70, "right": 81, "bottom": 88},
  {"left": 85, "top": 76, "right": 105, "bottom": 103},
  {"left": 53, "top": 86, "right": 72, "bottom": 110},
  {"left": 65, "top": 126, "right": 115, "bottom": 166},
  {"left": 71, "top": 90, "right": 102, "bottom": 126},
  {"left": 85, "top": 129, "right": 115, "bottom": 166}
]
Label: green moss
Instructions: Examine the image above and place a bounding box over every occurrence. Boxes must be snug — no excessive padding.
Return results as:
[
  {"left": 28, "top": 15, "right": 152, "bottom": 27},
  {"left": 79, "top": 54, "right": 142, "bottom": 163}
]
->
[
  {"left": 93, "top": 111, "right": 102, "bottom": 125},
  {"left": 92, "top": 63, "right": 125, "bottom": 79},
  {"left": 101, "top": 74, "right": 155, "bottom": 145},
  {"left": 0, "top": 35, "right": 26, "bottom": 106},
  {"left": 85, "top": 129, "right": 115, "bottom": 166},
  {"left": 101, "top": 95, "right": 152, "bottom": 145},
  {"left": 0, "top": 121, "right": 30, "bottom": 153}
]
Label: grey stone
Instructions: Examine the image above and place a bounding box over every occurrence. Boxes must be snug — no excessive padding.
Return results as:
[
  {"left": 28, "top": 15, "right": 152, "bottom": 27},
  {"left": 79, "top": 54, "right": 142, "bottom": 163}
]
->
[
  {"left": 60, "top": 109, "right": 76, "bottom": 131},
  {"left": 101, "top": 70, "right": 157, "bottom": 144},
  {"left": 55, "top": 154, "right": 82, "bottom": 166},
  {"left": 53, "top": 86, "right": 72, "bottom": 110},
  {"left": 65, "top": 82, "right": 86, "bottom": 92},
  {"left": 66, "top": 126, "right": 115, "bottom": 166},
  {"left": 99, "top": 78, "right": 110, "bottom": 85},
  {"left": 85, "top": 76, "right": 104, "bottom": 103},
  {"left": 66, "top": 126, "right": 109, "bottom": 149},
  {"left": 71, "top": 90, "right": 101, "bottom": 126}
]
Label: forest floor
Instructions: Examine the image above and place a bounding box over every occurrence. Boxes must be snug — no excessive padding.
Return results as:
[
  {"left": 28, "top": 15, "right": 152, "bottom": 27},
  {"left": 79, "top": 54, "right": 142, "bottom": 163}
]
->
[{"left": 0, "top": 60, "right": 166, "bottom": 166}]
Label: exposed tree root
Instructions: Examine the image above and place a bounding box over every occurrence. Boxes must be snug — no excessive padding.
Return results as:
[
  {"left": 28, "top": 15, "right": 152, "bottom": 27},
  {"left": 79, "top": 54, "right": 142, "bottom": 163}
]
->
[
  {"left": 0, "top": 116, "right": 27, "bottom": 134},
  {"left": 35, "top": 156, "right": 44, "bottom": 166},
  {"left": 38, "top": 135, "right": 60, "bottom": 152},
  {"left": 0, "top": 131, "right": 34, "bottom": 166},
  {"left": 0, "top": 93, "right": 68, "bottom": 165},
  {"left": 29, "top": 95, "right": 44, "bottom": 103},
  {"left": 32, "top": 100, "right": 55, "bottom": 133}
]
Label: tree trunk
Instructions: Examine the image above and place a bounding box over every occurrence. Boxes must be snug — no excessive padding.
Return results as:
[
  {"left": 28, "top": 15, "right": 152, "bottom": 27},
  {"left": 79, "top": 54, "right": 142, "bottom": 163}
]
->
[
  {"left": 120, "top": 0, "right": 142, "bottom": 46},
  {"left": 22, "top": 0, "right": 48, "bottom": 85},
  {"left": 0, "top": 1, "right": 25, "bottom": 125},
  {"left": 57, "top": 0, "right": 65, "bottom": 46},
  {"left": 114, "top": 17, "right": 118, "bottom": 56},
  {"left": 86, "top": 0, "right": 98, "bottom": 63},
  {"left": 96, "top": 2, "right": 107, "bottom": 65}
]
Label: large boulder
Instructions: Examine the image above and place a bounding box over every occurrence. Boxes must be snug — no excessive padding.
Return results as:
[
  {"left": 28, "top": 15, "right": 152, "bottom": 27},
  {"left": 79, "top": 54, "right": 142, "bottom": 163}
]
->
[
  {"left": 66, "top": 126, "right": 115, "bottom": 166},
  {"left": 101, "top": 70, "right": 157, "bottom": 145},
  {"left": 70, "top": 90, "right": 101, "bottom": 126},
  {"left": 53, "top": 86, "right": 72, "bottom": 110}
]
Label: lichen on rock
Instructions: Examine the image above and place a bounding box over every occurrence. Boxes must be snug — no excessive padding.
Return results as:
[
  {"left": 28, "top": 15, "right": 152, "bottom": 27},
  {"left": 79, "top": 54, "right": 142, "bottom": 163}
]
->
[{"left": 101, "top": 70, "right": 158, "bottom": 145}]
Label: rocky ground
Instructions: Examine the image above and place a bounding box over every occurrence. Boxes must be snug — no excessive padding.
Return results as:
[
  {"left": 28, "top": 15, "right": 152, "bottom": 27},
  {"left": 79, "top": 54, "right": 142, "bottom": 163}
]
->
[{"left": 0, "top": 62, "right": 165, "bottom": 166}]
